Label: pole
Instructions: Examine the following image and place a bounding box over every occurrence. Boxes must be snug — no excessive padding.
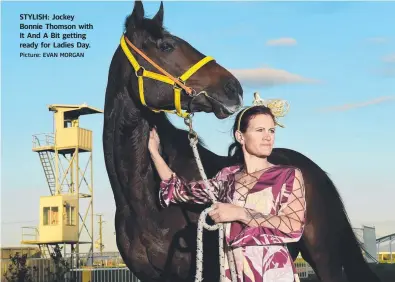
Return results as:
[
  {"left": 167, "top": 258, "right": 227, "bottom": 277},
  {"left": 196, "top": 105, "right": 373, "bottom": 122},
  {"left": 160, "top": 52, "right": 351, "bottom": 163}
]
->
[{"left": 96, "top": 214, "right": 105, "bottom": 266}]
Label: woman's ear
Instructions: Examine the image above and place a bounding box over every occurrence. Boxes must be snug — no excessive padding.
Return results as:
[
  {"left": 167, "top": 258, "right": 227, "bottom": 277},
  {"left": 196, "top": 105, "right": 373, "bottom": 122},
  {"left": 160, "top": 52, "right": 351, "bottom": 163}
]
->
[{"left": 235, "top": 130, "right": 244, "bottom": 145}]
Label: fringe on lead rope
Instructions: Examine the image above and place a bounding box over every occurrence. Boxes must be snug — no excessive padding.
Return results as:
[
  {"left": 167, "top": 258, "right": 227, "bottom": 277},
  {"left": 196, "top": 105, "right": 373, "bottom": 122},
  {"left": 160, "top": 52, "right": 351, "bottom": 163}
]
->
[{"left": 188, "top": 132, "right": 237, "bottom": 282}]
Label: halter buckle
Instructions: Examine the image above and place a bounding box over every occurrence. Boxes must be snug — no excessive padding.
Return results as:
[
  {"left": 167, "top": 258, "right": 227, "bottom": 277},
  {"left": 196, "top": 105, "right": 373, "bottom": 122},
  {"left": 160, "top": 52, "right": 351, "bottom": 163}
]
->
[
  {"left": 173, "top": 77, "right": 198, "bottom": 97},
  {"left": 173, "top": 77, "right": 185, "bottom": 89}
]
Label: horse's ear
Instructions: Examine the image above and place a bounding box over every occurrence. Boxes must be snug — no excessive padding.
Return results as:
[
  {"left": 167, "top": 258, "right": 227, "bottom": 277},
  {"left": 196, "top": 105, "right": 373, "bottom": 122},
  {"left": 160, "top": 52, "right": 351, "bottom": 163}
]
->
[
  {"left": 131, "top": 0, "right": 145, "bottom": 27},
  {"left": 153, "top": 1, "right": 164, "bottom": 27}
]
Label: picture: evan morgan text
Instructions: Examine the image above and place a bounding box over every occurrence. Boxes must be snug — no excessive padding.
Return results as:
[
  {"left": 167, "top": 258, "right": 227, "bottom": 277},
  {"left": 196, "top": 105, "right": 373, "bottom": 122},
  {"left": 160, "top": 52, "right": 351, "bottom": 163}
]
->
[{"left": 20, "top": 52, "right": 85, "bottom": 58}]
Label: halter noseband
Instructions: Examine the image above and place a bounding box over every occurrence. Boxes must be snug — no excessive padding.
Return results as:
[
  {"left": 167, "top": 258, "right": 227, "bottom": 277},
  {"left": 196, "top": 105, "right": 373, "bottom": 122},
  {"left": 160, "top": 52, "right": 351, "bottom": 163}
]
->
[{"left": 120, "top": 35, "right": 214, "bottom": 118}]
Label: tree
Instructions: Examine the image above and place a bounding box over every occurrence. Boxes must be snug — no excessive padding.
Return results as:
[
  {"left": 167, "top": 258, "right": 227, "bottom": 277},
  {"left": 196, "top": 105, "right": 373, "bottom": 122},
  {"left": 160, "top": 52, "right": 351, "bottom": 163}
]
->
[
  {"left": 3, "top": 246, "right": 76, "bottom": 282},
  {"left": 44, "top": 245, "right": 74, "bottom": 282},
  {"left": 3, "top": 252, "right": 37, "bottom": 282}
]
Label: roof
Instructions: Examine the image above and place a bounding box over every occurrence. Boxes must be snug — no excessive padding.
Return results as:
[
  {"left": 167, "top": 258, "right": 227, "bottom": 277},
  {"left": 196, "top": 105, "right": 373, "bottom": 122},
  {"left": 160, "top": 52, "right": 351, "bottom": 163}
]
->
[{"left": 47, "top": 103, "right": 103, "bottom": 119}]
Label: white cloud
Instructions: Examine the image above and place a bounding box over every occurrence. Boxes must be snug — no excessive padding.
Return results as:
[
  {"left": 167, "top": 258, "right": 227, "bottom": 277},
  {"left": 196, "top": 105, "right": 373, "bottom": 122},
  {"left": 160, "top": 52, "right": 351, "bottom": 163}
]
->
[
  {"left": 383, "top": 53, "right": 395, "bottom": 63},
  {"left": 367, "top": 37, "right": 388, "bottom": 44},
  {"left": 230, "top": 67, "right": 319, "bottom": 87},
  {"left": 317, "top": 96, "right": 395, "bottom": 113},
  {"left": 266, "top": 38, "right": 297, "bottom": 46}
]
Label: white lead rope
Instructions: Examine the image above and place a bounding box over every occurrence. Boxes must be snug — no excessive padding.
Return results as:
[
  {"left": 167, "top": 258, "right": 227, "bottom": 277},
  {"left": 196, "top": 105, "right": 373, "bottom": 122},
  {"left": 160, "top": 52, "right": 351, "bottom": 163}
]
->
[{"left": 188, "top": 133, "right": 238, "bottom": 282}]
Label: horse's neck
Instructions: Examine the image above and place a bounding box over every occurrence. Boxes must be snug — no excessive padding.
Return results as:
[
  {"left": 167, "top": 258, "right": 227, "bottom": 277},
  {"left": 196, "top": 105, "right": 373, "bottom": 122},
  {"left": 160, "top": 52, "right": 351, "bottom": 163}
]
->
[
  {"left": 111, "top": 91, "right": 155, "bottom": 206},
  {"left": 116, "top": 91, "right": 192, "bottom": 206}
]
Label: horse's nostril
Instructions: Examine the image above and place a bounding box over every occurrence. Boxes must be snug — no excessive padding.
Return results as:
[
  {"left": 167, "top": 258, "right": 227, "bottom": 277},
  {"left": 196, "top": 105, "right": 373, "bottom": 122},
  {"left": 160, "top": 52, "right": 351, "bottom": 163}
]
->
[{"left": 224, "top": 79, "right": 240, "bottom": 95}]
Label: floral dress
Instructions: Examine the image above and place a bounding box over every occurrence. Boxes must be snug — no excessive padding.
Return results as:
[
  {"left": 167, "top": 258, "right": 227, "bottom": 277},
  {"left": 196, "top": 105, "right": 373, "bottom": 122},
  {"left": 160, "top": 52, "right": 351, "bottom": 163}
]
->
[{"left": 159, "top": 164, "right": 306, "bottom": 282}]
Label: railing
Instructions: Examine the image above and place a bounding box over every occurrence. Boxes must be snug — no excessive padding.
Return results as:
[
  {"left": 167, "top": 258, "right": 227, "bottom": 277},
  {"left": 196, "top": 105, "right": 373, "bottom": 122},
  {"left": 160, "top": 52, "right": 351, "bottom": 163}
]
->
[
  {"left": 32, "top": 133, "right": 55, "bottom": 149},
  {"left": 68, "top": 268, "right": 141, "bottom": 282},
  {"left": 1, "top": 254, "right": 315, "bottom": 282}
]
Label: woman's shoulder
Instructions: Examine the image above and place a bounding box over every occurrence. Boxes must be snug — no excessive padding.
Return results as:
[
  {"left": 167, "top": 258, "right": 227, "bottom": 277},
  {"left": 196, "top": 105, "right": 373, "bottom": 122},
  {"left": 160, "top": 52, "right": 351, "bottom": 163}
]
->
[
  {"left": 271, "top": 164, "right": 301, "bottom": 178},
  {"left": 271, "top": 164, "right": 303, "bottom": 181},
  {"left": 272, "top": 164, "right": 299, "bottom": 172}
]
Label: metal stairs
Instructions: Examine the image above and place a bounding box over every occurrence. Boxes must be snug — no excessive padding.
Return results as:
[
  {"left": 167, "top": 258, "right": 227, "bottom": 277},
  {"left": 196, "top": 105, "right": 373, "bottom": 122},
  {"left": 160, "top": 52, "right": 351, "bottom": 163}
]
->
[
  {"left": 39, "top": 244, "right": 61, "bottom": 259},
  {"left": 37, "top": 151, "right": 56, "bottom": 195},
  {"left": 39, "top": 244, "right": 51, "bottom": 258}
]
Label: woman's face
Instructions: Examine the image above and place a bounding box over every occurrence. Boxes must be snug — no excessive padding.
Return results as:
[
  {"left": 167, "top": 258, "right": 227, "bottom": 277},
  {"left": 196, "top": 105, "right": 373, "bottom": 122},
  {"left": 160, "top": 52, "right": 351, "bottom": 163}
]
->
[{"left": 238, "top": 114, "right": 276, "bottom": 158}]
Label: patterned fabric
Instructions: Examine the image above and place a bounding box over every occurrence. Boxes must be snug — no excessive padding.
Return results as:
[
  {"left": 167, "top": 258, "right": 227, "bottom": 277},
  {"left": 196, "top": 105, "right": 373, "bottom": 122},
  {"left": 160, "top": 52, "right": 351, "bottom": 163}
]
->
[{"left": 159, "top": 165, "right": 306, "bottom": 282}]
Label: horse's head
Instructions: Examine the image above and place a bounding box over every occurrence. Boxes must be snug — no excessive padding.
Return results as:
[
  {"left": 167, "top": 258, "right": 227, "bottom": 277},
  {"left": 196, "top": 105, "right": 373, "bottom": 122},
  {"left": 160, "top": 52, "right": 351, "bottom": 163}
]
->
[{"left": 122, "top": 0, "right": 243, "bottom": 119}]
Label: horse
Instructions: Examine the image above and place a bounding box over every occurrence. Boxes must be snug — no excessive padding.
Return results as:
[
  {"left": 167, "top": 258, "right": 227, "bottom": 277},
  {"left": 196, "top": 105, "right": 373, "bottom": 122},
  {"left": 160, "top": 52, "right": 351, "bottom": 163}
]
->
[{"left": 102, "top": 1, "right": 381, "bottom": 281}]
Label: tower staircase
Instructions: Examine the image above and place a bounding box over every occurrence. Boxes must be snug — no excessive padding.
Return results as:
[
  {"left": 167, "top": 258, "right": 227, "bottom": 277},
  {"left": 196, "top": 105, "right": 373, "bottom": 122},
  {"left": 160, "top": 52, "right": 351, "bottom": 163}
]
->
[{"left": 33, "top": 134, "right": 56, "bottom": 195}]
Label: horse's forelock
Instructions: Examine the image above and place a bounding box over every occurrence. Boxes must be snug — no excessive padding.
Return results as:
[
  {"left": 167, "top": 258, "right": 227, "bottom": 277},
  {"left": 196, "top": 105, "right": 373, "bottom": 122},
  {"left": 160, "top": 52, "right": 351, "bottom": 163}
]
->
[
  {"left": 124, "top": 15, "right": 166, "bottom": 40},
  {"left": 142, "top": 19, "right": 165, "bottom": 39}
]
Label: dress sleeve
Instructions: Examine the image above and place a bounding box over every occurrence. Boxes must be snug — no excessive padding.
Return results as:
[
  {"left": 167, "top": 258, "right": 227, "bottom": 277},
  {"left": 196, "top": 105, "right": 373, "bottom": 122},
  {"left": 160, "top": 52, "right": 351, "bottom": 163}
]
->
[
  {"left": 159, "top": 168, "right": 227, "bottom": 208},
  {"left": 227, "top": 168, "right": 306, "bottom": 247}
]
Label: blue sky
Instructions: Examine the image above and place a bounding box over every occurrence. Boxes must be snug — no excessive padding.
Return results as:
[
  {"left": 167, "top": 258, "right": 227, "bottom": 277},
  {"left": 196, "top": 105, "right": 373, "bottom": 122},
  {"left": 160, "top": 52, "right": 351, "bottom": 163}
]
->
[{"left": 1, "top": 1, "right": 394, "bottom": 253}]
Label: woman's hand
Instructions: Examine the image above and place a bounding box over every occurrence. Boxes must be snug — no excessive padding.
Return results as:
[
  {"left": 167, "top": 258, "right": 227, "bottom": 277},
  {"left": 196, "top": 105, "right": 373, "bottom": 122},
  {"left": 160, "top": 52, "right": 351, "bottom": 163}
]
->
[
  {"left": 208, "top": 203, "right": 243, "bottom": 223},
  {"left": 148, "top": 127, "right": 160, "bottom": 154}
]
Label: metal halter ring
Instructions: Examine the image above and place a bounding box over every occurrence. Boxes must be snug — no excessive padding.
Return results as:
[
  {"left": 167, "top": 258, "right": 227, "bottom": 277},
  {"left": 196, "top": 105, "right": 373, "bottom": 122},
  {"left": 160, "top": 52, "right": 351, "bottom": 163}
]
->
[
  {"left": 135, "top": 66, "right": 145, "bottom": 77},
  {"left": 184, "top": 115, "right": 198, "bottom": 141},
  {"left": 184, "top": 115, "right": 193, "bottom": 130},
  {"left": 189, "top": 89, "right": 198, "bottom": 97},
  {"left": 188, "top": 129, "right": 198, "bottom": 142}
]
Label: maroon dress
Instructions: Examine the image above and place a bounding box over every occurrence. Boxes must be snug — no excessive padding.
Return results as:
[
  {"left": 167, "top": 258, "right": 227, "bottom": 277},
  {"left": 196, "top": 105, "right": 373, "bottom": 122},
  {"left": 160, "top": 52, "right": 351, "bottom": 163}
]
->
[{"left": 159, "top": 164, "right": 306, "bottom": 282}]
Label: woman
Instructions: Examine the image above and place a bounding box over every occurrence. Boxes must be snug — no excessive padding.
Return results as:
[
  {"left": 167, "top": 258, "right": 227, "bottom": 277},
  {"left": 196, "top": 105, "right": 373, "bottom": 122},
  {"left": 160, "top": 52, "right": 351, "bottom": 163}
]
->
[{"left": 149, "top": 98, "right": 306, "bottom": 282}]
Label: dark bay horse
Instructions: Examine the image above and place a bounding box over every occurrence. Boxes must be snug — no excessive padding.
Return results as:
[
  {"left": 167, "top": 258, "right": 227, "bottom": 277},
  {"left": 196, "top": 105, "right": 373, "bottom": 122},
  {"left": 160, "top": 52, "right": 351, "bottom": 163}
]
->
[{"left": 102, "top": 1, "right": 381, "bottom": 281}]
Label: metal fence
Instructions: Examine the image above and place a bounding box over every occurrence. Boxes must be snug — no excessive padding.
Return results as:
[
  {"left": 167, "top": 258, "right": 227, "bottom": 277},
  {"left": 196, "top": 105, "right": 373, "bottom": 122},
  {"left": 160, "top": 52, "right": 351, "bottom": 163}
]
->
[
  {"left": 67, "top": 268, "right": 141, "bottom": 282},
  {"left": 295, "top": 260, "right": 315, "bottom": 279},
  {"left": 2, "top": 255, "right": 314, "bottom": 281}
]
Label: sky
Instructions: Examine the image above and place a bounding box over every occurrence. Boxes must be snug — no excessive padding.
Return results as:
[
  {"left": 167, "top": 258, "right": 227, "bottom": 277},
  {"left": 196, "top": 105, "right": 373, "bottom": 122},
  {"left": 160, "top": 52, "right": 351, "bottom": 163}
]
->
[{"left": 1, "top": 1, "right": 395, "bottom": 254}]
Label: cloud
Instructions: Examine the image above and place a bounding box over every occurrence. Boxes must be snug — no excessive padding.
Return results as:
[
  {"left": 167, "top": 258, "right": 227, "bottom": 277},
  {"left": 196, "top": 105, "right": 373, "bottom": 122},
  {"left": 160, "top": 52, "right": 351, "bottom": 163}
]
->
[
  {"left": 374, "top": 67, "right": 395, "bottom": 77},
  {"left": 230, "top": 68, "right": 319, "bottom": 87},
  {"left": 266, "top": 38, "right": 297, "bottom": 46},
  {"left": 367, "top": 37, "right": 388, "bottom": 44},
  {"left": 382, "top": 53, "right": 395, "bottom": 63},
  {"left": 317, "top": 96, "right": 395, "bottom": 113}
]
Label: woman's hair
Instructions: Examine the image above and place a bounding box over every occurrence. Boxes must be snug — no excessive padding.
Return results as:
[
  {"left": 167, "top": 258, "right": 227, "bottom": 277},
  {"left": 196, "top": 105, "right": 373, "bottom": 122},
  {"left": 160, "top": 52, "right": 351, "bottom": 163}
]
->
[{"left": 227, "top": 106, "right": 276, "bottom": 164}]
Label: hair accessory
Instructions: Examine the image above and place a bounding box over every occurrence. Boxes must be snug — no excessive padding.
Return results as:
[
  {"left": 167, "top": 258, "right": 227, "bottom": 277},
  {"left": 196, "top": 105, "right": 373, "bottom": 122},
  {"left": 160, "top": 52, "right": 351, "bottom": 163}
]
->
[{"left": 237, "top": 92, "right": 290, "bottom": 130}]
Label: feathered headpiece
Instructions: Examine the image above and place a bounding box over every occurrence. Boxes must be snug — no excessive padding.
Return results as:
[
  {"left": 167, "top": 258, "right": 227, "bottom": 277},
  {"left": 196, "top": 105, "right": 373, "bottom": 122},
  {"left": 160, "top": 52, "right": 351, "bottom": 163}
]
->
[{"left": 237, "top": 92, "right": 290, "bottom": 130}]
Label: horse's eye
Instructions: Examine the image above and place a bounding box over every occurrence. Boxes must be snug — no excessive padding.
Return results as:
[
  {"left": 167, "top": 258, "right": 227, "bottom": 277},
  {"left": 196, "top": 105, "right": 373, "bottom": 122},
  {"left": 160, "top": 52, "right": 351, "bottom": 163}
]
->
[{"left": 159, "top": 41, "right": 174, "bottom": 52}]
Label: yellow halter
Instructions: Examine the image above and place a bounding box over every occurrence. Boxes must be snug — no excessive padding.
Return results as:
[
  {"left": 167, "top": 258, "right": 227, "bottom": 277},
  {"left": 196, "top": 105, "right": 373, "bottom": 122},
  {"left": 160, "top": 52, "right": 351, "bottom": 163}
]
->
[{"left": 120, "top": 35, "right": 214, "bottom": 118}]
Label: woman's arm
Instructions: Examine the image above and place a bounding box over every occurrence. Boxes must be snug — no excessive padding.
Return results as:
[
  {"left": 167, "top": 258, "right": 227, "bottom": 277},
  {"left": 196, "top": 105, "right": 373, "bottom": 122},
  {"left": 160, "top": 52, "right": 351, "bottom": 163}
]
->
[
  {"left": 227, "top": 168, "right": 306, "bottom": 246},
  {"left": 150, "top": 149, "right": 174, "bottom": 181},
  {"left": 148, "top": 128, "right": 225, "bottom": 207}
]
